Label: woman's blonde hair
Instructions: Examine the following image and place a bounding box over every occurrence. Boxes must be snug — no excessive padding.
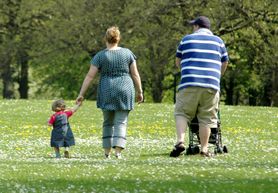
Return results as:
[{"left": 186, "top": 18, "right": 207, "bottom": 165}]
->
[
  {"left": 105, "top": 26, "right": 120, "bottom": 44},
  {"left": 52, "top": 99, "right": 66, "bottom": 112}
]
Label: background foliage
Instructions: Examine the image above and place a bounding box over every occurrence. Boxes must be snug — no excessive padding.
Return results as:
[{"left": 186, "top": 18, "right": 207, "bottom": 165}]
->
[{"left": 0, "top": 0, "right": 277, "bottom": 106}]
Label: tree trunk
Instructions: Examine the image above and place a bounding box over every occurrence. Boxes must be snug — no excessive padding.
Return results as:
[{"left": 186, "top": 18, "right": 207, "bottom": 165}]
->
[
  {"left": 224, "top": 76, "right": 234, "bottom": 105},
  {"left": 149, "top": 45, "right": 164, "bottom": 103},
  {"left": 271, "top": 65, "right": 278, "bottom": 107},
  {"left": 2, "top": 61, "right": 15, "bottom": 99},
  {"left": 248, "top": 89, "right": 257, "bottom": 106},
  {"left": 151, "top": 74, "right": 164, "bottom": 103},
  {"left": 18, "top": 51, "right": 29, "bottom": 99}
]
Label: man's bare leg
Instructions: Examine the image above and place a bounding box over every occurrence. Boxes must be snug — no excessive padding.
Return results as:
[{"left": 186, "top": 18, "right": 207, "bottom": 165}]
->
[
  {"left": 175, "top": 116, "right": 187, "bottom": 144},
  {"left": 199, "top": 126, "right": 211, "bottom": 153}
]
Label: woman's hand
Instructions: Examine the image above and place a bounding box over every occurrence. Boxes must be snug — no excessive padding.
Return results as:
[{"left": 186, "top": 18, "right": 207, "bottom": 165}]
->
[
  {"left": 76, "top": 96, "right": 84, "bottom": 105},
  {"left": 137, "top": 92, "right": 144, "bottom": 104}
]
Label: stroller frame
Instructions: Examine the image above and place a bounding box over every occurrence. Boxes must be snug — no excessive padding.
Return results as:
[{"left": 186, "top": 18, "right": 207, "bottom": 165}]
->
[{"left": 185, "top": 112, "right": 228, "bottom": 155}]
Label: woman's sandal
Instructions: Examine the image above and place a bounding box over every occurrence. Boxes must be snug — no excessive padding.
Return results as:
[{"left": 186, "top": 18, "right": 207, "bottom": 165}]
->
[{"left": 170, "top": 142, "right": 185, "bottom": 157}]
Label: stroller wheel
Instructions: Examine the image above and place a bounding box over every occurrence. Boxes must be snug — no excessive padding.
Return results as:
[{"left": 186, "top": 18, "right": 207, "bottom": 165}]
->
[
  {"left": 186, "top": 146, "right": 193, "bottom": 155},
  {"left": 215, "top": 147, "right": 223, "bottom": 154},
  {"left": 186, "top": 146, "right": 194, "bottom": 155},
  {"left": 223, "top": 145, "right": 228, "bottom": 153},
  {"left": 186, "top": 145, "right": 200, "bottom": 155},
  {"left": 192, "top": 146, "right": 200, "bottom": 154}
]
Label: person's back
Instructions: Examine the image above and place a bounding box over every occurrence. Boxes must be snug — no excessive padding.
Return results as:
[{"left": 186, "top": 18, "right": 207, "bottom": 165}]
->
[
  {"left": 48, "top": 99, "right": 81, "bottom": 158},
  {"left": 176, "top": 28, "right": 228, "bottom": 91},
  {"left": 76, "top": 26, "right": 143, "bottom": 159},
  {"left": 170, "top": 16, "right": 228, "bottom": 158},
  {"left": 95, "top": 48, "right": 133, "bottom": 76},
  {"left": 92, "top": 47, "right": 136, "bottom": 110}
]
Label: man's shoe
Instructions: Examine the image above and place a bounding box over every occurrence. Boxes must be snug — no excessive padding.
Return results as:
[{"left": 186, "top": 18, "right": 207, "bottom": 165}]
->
[{"left": 170, "top": 142, "right": 185, "bottom": 157}]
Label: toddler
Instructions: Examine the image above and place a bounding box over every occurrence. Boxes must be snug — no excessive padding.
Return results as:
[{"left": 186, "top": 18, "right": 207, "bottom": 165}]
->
[{"left": 48, "top": 99, "right": 81, "bottom": 158}]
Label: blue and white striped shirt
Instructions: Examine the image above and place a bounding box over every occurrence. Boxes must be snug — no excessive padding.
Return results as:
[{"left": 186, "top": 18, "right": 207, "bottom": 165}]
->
[{"left": 176, "top": 28, "right": 228, "bottom": 91}]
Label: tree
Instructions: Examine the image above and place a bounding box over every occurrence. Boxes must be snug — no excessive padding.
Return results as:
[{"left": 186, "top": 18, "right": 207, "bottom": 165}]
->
[
  {"left": 1, "top": 0, "right": 277, "bottom": 106},
  {"left": 210, "top": 0, "right": 278, "bottom": 106},
  {"left": 0, "top": 0, "right": 53, "bottom": 99},
  {"left": 0, "top": 0, "right": 20, "bottom": 98}
]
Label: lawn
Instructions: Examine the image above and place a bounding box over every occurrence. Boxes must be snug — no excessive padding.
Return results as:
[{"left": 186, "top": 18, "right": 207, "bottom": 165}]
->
[{"left": 0, "top": 100, "right": 277, "bottom": 193}]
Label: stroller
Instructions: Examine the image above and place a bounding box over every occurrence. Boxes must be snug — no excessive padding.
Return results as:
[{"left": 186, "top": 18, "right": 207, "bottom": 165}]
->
[
  {"left": 185, "top": 111, "right": 228, "bottom": 155},
  {"left": 171, "top": 72, "right": 228, "bottom": 156}
]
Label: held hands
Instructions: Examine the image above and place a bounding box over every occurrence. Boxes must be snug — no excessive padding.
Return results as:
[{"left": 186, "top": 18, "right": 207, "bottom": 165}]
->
[
  {"left": 76, "top": 96, "right": 84, "bottom": 105},
  {"left": 72, "top": 97, "right": 83, "bottom": 112},
  {"left": 76, "top": 100, "right": 82, "bottom": 106}
]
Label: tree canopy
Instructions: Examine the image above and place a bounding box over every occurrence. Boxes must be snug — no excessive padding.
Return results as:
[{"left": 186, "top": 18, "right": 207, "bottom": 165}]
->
[{"left": 0, "top": 0, "right": 277, "bottom": 106}]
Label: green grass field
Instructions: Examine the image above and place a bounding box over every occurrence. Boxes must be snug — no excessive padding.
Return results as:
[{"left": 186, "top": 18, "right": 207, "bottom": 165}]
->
[{"left": 0, "top": 100, "right": 277, "bottom": 193}]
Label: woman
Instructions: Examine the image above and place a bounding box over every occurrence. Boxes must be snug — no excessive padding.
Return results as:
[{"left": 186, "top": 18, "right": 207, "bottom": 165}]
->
[{"left": 76, "top": 26, "right": 143, "bottom": 159}]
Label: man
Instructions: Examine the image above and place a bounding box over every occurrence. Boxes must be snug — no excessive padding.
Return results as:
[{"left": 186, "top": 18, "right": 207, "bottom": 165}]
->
[{"left": 170, "top": 16, "right": 228, "bottom": 157}]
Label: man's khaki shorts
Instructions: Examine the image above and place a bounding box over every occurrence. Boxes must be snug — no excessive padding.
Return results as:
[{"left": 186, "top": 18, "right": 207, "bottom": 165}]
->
[{"left": 174, "top": 87, "right": 219, "bottom": 128}]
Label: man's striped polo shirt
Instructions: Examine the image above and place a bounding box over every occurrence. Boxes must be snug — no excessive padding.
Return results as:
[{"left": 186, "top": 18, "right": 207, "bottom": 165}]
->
[{"left": 176, "top": 28, "right": 229, "bottom": 91}]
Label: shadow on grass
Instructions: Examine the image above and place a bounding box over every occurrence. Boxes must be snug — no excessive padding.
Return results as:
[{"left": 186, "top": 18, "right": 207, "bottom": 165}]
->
[
  {"left": 0, "top": 177, "right": 277, "bottom": 193},
  {"left": 138, "top": 152, "right": 170, "bottom": 158}
]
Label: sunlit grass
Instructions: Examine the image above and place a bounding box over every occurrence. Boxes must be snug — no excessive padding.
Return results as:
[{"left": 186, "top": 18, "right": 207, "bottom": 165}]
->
[{"left": 0, "top": 100, "right": 277, "bottom": 192}]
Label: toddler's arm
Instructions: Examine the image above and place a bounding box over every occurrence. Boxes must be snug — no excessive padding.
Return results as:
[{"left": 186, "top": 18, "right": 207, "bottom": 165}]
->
[
  {"left": 48, "top": 114, "right": 56, "bottom": 126},
  {"left": 47, "top": 118, "right": 53, "bottom": 126},
  {"left": 72, "top": 101, "right": 82, "bottom": 113}
]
